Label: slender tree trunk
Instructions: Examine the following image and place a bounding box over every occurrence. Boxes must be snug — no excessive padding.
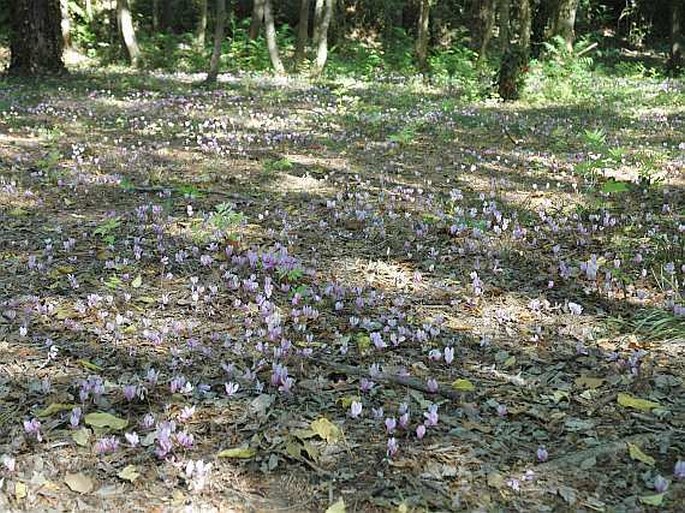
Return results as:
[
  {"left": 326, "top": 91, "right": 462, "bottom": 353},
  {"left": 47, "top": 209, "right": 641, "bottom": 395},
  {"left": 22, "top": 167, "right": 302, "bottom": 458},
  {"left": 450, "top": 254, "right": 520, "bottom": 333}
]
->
[
  {"left": 249, "top": 0, "right": 265, "bottom": 40},
  {"left": 295, "top": 0, "right": 311, "bottom": 65},
  {"left": 85, "top": 0, "right": 94, "bottom": 20},
  {"left": 668, "top": 0, "right": 683, "bottom": 72},
  {"left": 206, "top": 0, "right": 226, "bottom": 82},
  {"left": 312, "top": 0, "right": 324, "bottom": 46},
  {"left": 264, "top": 0, "right": 285, "bottom": 74},
  {"left": 519, "top": 0, "right": 531, "bottom": 60},
  {"left": 552, "top": 0, "right": 579, "bottom": 52},
  {"left": 60, "top": 0, "right": 71, "bottom": 49},
  {"left": 415, "top": 0, "right": 431, "bottom": 71},
  {"left": 9, "top": 0, "right": 65, "bottom": 76},
  {"left": 499, "top": 0, "right": 510, "bottom": 51},
  {"left": 117, "top": 0, "right": 140, "bottom": 66},
  {"left": 312, "top": 0, "right": 334, "bottom": 76},
  {"left": 151, "top": 0, "right": 159, "bottom": 31},
  {"left": 196, "top": 0, "right": 208, "bottom": 47},
  {"left": 469, "top": 0, "right": 496, "bottom": 61}
]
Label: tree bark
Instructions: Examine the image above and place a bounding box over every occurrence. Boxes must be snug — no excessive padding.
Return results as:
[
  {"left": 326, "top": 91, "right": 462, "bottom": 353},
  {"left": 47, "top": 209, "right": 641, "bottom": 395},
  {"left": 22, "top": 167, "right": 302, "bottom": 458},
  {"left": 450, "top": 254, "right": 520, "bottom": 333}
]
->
[
  {"left": 196, "top": 0, "right": 208, "bottom": 47},
  {"left": 264, "top": 0, "right": 285, "bottom": 74},
  {"left": 206, "top": 0, "right": 226, "bottom": 82},
  {"left": 85, "top": 0, "right": 94, "bottom": 20},
  {"left": 552, "top": 0, "right": 579, "bottom": 52},
  {"left": 469, "top": 0, "right": 495, "bottom": 62},
  {"left": 60, "top": 0, "right": 71, "bottom": 49},
  {"left": 117, "top": 0, "right": 141, "bottom": 66},
  {"left": 415, "top": 0, "right": 431, "bottom": 71},
  {"left": 498, "top": 0, "right": 510, "bottom": 51},
  {"left": 9, "top": 0, "right": 65, "bottom": 76},
  {"left": 249, "top": 0, "right": 265, "bottom": 40},
  {"left": 518, "top": 0, "right": 531, "bottom": 60},
  {"left": 668, "top": 0, "right": 683, "bottom": 72},
  {"left": 312, "top": 0, "right": 324, "bottom": 47},
  {"left": 312, "top": 0, "right": 334, "bottom": 76},
  {"left": 295, "top": 0, "right": 311, "bottom": 65},
  {"left": 152, "top": 0, "right": 159, "bottom": 31}
]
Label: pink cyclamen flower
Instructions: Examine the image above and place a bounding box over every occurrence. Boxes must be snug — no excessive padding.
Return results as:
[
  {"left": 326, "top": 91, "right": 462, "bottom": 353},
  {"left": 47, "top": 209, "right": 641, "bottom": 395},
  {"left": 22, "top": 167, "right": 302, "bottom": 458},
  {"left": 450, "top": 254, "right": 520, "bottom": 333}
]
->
[
  {"left": 225, "top": 382, "right": 240, "bottom": 396},
  {"left": 427, "top": 378, "right": 439, "bottom": 393},
  {"left": 568, "top": 302, "right": 583, "bottom": 316},
  {"left": 423, "top": 404, "right": 439, "bottom": 426},
  {"left": 536, "top": 446, "right": 549, "bottom": 462},
  {"left": 416, "top": 424, "right": 426, "bottom": 440},
  {"left": 125, "top": 431, "right": 140, "bottom": 447},
  {"left": 444, "top": 347, "right": 454, "bottom": 364},
  {"left": 350, "top": 401, "right": 362, "bottom": 419},
  {"left": 654, "top": 475, "right": 669, "bottom": 493},
  {"left": 70, "top": 407, "right": 82, "bottom": 428},
  {"left": 123, "top": 384, "right": 137, "bottom": 402},
  {"left": 386, "top": 437, "right": 399, "bottom": 458},
  {"left": 95, "top": 436, "right": 120, "bottom": 455},
  {"left": 496, "top": 404, "right": 507, "bottom": 417},
  {"left": 674, "top": 460, "right": 685, "bottom": 479},
  {"left": 385, "top": 417, "right": 397, "bottom": 434},
  {"left": 23, "top": 418, "right": 42, "bottom": 442}
]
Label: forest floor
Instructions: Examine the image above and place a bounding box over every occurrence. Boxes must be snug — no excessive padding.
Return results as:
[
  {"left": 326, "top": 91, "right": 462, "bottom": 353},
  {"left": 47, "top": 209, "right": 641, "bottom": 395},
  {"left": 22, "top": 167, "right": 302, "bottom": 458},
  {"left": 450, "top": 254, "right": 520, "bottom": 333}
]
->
[{"left": 0, "top": 68, "right": 684, "bottom": 512}]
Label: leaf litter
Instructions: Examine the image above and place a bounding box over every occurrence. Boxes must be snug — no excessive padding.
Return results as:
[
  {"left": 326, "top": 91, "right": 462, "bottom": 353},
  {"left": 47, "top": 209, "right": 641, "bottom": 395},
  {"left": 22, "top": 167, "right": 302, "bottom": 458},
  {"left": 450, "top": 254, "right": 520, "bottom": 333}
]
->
[{"left": 0, "top": 71, "right": 684, "bottom": 511}]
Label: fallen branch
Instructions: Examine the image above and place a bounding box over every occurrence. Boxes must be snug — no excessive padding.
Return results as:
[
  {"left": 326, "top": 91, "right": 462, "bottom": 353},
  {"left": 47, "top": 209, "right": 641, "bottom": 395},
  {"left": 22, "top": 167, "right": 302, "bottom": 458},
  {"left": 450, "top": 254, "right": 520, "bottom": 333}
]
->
[
  {"left": 536, "top": 432, "right": 664, "bottom": 470},
  {"left": 311, "top": 358, "right": 465, "bottom": 401},
  {"left": 130, "top": 185, "right": 252, "bottom": 202}
]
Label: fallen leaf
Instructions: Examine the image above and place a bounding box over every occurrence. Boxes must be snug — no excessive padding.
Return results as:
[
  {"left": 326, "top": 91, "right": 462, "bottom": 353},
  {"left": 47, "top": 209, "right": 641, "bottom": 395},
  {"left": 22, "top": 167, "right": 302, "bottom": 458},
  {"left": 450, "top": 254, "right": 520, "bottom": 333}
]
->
[
  {"left": 84, "top": 412, "right": 128, "bottom": 430},
  {"left": 72, "top": 428, "right": 91, "bottom": 447},
  {"left": 117, "top": 465, "right": 140, "bottom": 482},
  {"left": 131, "top": 275, "right": 143, "bottom": 288},
  {"left": 36, "top": 403, "right": 76, "bottom": 418},
  {"left": 78, "top": 360, "right": 103, "bottom": 372},
  {"left": 325, "top": 498, "right": 346, "bottom": 513},
  {"left": 310, "top": 417, "right": 342, "bottom": 443},
  {"left": 557, "top": 486, "right": 577, "bottom": 505},
  {"left": 487, "top": 471, "right": 505, "bottom": 488},
  {"left": 15, "top": 481, "right": 27, "bottom": 500},
  {"left": 217, "top": 447, "right": 256, "bottom": 459},
  {"left": 639, "top": 493, "right": 664, "bottom": 506},
  {"left": 574, "top": 376, "right": 604, "bottom": 389},
  {"left": 64, "top": 473, "right": 94, "bottom": 494},
  {"left": 617, "top": 392, "right": 660, "bottom": 412},
  {"left": 627, "top": 443, "right": 655, "bottom": 466},
  {"left": 451, "top": 379, "right": 475, "bottom": 392}
]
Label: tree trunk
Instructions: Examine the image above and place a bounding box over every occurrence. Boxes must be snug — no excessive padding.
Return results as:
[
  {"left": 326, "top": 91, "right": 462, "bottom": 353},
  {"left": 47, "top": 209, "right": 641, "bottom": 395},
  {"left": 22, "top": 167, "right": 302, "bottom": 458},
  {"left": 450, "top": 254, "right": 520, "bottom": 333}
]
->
[
  {"left": 469, "top": 0, "right": 495, "bottom": 62},
  {"left": 668, "top": 0, "right": 683, "bottom": 72},
  {"left": 294, "top": 0, "right": 311, "bottom": 65},
  {"left": 518, "top": 0, "right": 531, "bottom": 60},
  {"left": 264, "top": 0, "right": 285, "bottom": 74},
  {"left": 152, "top": 0, "right": 159, "bottom": 31},
  {"left": 552, "top": 0, "right": 579, "bottom": 52},
  {"left": 85, "top": 0, "right": 94, "bottom": 20},
  {"left": 60, "top": 0, "right": 71, "bottom": 49},
  {"left": 312, "top": 0, "right": 334, "bottom": 76},
  {"left": 312, "top": 0, "right": 324, "bottom": 47},
  {"left": 498, "top": 0, "right": 510, "bottom": 51},
  {"left": 196, "top": 0, "right": 208, "bottom": 47},
  {"left": 249, "top": 0, "right": 265, "bottom": 40},
  {"left": 9, "top": 0, "right": 65, "bottom": 76},
  {"left": 415, "top": 0, "right": 431, "bottom": 71},
  {"left": 206, "top": 0, "right": 226, "bottom": 82},
  {"left": 117, "top": 0, "right": 141, "bottom": 66}
]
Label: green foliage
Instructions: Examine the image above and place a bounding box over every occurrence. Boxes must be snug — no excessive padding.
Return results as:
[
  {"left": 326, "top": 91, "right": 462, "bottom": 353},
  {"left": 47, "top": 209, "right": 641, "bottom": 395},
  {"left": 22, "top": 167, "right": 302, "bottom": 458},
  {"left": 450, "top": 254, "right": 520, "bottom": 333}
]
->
[
  {"left": 207, "top": 202, "right": 246, "bottom": 232},
  {"left": 524, "top": 36, "right": 596, "bottom": 102}
]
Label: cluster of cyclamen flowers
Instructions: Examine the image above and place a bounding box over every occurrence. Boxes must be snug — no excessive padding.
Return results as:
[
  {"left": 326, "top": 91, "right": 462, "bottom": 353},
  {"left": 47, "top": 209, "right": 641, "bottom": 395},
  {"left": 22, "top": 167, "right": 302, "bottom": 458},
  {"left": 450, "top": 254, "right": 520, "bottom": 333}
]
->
[{"left": 348, "top": 400, "right": 439, "bottom": 458}]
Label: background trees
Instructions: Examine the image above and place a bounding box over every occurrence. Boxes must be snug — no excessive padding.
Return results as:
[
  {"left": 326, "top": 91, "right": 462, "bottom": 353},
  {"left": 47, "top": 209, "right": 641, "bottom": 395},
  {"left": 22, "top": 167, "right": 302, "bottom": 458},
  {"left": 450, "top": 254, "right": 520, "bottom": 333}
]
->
[{"left": 2, "top": 0, "right": 682, "bottom": 81}]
